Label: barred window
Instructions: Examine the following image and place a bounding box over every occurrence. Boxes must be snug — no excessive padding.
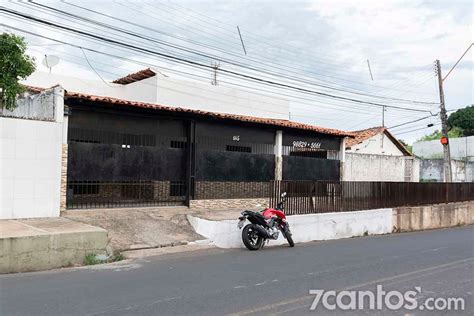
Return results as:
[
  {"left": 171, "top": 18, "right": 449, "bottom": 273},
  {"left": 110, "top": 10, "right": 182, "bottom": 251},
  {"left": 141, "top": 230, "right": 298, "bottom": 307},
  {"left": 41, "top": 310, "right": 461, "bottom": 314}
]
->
[
  {"left": 226, "top": 145, "right": 252, "bottom": 153},
  {"left": 170, "top": 140, "right": 187, "bottom": 149}
]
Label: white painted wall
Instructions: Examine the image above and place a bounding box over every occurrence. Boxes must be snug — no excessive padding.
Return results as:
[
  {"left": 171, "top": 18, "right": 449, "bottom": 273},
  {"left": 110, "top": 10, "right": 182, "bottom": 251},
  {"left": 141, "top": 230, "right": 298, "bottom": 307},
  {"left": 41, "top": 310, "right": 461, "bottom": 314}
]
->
[
  {"left": 413, "top": 136, "right": 474, "bottom": 161},
  {"left": 347, "top": 134, "right": 405, "bottom": 156},
  {"left": 188, "top": 208, "right": 393, "bottom": 249},
  {"left": 0, "top": 87, "right": 66, "bottom": 219},
  {"left": 344, "top": 153, "right": 420, "bottom": 182},
  {"left": 24, "top": 71, "right": 290, "bottom": 120},
  {"left": 420, "top": 159, "right": 474, "bottom": 182},
  {"left": 0, "top": 117, "right": 63, "bottom": 219}
]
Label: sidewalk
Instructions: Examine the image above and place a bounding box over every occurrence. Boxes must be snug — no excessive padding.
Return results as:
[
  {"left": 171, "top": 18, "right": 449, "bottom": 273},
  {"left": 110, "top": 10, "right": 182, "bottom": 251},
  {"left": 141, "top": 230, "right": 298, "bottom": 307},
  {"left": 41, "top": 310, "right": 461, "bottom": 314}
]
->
[
  {"left": 62, "top": 207, "right": 246, "bottom": 254},
  {"left": 0, "top": 217, "right": 108, "bottom": 273},
  {"left": 63, "top": 207, "right": 207, "bottom": 251}
]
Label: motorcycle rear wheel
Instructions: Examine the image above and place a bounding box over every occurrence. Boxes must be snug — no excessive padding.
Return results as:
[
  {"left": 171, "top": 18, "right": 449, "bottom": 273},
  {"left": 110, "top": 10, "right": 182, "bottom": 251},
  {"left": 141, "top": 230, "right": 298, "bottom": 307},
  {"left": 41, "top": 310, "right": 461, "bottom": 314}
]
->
[{"left": 242, "top": 224, "right": 264, "bottom": 250}]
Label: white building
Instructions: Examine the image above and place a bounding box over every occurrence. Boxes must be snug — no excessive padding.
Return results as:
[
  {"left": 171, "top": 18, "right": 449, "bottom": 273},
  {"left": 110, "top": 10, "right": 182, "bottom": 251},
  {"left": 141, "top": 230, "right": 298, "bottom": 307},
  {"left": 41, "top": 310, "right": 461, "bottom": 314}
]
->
[
  {"left": 413, "top": 136, "right": 474, "bottom": 182},
  {"left": 413, "top": 136, "right": 474, "bottom": 161},
  {"left": 23, "top": 68, "right": 290, "bottom": 121},
  {"left": 344, "top": 127, "right": 419, "bottom": 182}
]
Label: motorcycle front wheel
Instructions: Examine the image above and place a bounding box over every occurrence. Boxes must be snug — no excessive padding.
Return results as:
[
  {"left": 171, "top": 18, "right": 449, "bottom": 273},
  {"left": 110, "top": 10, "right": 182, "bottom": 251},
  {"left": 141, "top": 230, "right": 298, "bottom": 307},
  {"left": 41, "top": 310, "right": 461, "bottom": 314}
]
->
[
  {"left": 283, "top": 224, "right": 295, "bottom": 247},
  {"left": 242, "top": 224, "right": 264, "bottom": 250},
  {"left": 286, "top": 233, "right": 295, "bottom": 247}
]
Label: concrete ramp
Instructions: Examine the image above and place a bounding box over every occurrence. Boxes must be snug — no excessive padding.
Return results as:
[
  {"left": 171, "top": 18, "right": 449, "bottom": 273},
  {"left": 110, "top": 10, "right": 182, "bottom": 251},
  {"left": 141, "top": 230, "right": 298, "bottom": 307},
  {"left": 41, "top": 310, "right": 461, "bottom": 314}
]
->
[{"left": 0, "top": 218, "right": 108, "bottom": 273}]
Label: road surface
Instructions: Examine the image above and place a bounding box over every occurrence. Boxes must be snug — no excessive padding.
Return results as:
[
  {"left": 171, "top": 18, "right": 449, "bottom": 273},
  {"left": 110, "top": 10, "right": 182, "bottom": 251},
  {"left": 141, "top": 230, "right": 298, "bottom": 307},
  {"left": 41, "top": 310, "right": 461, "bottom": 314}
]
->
[{"left": 1, "top": 226, "right": 473, "bottom": 315}]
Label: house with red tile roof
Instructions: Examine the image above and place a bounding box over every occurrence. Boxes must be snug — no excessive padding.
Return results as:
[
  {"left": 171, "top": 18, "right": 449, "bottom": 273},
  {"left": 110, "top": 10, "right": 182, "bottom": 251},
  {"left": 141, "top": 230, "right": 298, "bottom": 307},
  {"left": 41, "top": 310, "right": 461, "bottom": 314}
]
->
[
  {"left": 346, "top": 126, "right": 412, "bottom": 156},
  {"left": 14, "top": 80, "right": 354, "bottom": 211},
  {"left": 343, "top": 127, "right": 419, "bottom": 182}
]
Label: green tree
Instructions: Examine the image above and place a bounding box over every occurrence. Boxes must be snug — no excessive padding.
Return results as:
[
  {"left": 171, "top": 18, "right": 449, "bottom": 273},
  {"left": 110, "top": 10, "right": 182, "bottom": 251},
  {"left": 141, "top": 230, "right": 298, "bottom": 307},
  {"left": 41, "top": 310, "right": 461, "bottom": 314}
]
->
[
  {"left": 447, "top": 105, "right": 474, "bottom": 136},
  {"left": 0, "top": 33, "right": 36, "bottom": 110},
  {"left": 417, "top": 127, "right": 463, "bottom": 142},
  {"left": 398, "top": 139, "right": 412, "bottom": 153}
]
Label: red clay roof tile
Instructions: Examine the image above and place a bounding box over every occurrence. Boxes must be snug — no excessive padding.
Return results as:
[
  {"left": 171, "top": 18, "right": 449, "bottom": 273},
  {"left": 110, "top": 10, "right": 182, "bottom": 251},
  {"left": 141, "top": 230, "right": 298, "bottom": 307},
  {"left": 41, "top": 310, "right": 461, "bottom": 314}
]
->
[
  {"left": 112, "top": 68, "right": 156, "bottom": 85},
  {"left": 26, "top": 85, "right": 354, "bottom": 137}
]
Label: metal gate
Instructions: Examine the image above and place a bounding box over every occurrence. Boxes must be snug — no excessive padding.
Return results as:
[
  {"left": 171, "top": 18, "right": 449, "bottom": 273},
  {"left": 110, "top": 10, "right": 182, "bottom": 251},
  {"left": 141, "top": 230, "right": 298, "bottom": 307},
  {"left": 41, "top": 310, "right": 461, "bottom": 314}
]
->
[{"left": 66, "top": 109, "right": 189, "bottom": 209}]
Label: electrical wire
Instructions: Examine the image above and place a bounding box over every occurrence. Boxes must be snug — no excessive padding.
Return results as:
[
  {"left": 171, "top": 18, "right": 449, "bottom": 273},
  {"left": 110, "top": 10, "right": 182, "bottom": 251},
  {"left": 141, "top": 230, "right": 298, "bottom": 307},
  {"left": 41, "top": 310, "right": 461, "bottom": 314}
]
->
[
  {"left": 0, "top": 8, "right": 436, "bottom": 115},
  {"left": 18, "top": 2, "right": 440, "bottom": 107}
]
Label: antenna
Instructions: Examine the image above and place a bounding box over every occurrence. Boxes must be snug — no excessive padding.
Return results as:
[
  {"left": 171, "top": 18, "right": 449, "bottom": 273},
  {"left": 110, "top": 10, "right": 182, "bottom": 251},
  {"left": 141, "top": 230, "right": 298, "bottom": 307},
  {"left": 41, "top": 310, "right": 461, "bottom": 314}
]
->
[
  {"left": 237, "top": 26, "right": 247, "bottom": 55},
  {"left": 211, "top": 61, "right": 220, "bottom": 85},
  {"left": 42, "top": 55, "right": 60, "bottom": 73},
  {"left": 366, "top": 59, "right": 374, "bottom": 81}
]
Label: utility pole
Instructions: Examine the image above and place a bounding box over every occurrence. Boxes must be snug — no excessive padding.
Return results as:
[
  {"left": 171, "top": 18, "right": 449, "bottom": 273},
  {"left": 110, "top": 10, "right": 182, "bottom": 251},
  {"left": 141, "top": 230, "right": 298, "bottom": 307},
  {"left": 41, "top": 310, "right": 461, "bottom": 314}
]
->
[
  {"left": 382, "top": 105, "right": 385, "bottom": 127},
  {"left": 435, "top": 59, "right": 452, "bottom": 182},
  {"left": 211, "top": 61, "right": 220, "bottom": 85}
]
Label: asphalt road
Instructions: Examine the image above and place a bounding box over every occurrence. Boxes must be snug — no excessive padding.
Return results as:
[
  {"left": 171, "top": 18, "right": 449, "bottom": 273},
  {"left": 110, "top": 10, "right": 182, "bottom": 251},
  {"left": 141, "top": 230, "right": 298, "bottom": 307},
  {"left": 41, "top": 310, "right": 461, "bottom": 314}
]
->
[{"left": 1, "top": 226, "right": 473, "bottom": 315}]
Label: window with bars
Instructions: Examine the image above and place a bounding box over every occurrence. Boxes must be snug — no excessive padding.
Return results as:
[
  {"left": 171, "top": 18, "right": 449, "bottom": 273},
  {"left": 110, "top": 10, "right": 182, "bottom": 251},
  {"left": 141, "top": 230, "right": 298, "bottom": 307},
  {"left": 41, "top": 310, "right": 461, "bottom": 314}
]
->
[
  {"left": 289, "top": 150, "right": 328, "bottom": 159},
  {"left": 226, "top": 145, "right": 252, "bottom": 153},
  {"left": 170, "top": 140, "right": 187, "bottom": 149},
  {"left": 68, "top": 128, "right": 157, "bottom": 147}
]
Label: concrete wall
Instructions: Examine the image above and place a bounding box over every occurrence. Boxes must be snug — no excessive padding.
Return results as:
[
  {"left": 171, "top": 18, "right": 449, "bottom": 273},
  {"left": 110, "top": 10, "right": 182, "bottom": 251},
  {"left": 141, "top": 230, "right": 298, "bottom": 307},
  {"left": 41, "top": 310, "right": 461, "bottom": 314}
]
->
[
  {"left": 344, "top": 153, "right": 420, "bottom": 182},
  {"left": 0, "top": 87, "right": 67, "bottom": 219},
  {"left": 24, "top": 71, "right": 290, "bottom": 120},
  {"left": 190, "top": 198, "right": 269, "bottom": 210},
  {"left": 413, "top": 136, "right": 474, "bottom": 161},
  {"left": 347, "top": 134, "right": 405, "bottom": 156},
  {"left": 420, "top": 159, "right": 474, "bottom": 182},
  {"left": 188, "top": 201, "right": 473, "bottom": 249},
  {"left": 0, "top": 89, "right": 56, "bottom": 120},
  {"left": 393, "top": 201, "right": 473, "bottom": 232},
  {"left": 188, "top": 208, "right": 393, "bottom": 248},
  {"left": 0, "top": 218, "right": 108, "bottom": 273}
]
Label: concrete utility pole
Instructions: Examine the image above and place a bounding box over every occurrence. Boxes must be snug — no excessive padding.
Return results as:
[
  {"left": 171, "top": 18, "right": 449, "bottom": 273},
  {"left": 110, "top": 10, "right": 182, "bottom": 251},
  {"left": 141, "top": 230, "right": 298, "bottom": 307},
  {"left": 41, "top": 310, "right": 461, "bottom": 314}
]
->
[{"left": 435, "top": 59, "right": 453, "bottom": 182}]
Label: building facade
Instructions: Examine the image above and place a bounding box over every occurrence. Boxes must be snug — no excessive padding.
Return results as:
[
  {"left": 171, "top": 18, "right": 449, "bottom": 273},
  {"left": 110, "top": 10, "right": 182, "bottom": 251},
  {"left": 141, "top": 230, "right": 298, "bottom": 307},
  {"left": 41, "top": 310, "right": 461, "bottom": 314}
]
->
[{"left": 64, "top": 90, "right": 350, "bottom": 209}]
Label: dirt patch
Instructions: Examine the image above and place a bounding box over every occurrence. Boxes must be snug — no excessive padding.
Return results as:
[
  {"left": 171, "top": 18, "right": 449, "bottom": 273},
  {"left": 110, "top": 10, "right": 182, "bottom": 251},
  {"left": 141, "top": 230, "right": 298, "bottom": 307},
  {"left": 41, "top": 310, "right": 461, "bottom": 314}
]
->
[{"left": 63, "top": 207, "right": 204, "bottom": 251}]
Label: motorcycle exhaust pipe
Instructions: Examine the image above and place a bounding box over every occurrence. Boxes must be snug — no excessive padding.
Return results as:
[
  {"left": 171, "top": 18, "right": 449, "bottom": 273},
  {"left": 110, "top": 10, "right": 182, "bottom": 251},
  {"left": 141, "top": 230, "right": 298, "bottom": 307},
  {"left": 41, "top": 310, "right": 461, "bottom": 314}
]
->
[{"left": 254, "top": 225, "right": 270, "bottom": 238}]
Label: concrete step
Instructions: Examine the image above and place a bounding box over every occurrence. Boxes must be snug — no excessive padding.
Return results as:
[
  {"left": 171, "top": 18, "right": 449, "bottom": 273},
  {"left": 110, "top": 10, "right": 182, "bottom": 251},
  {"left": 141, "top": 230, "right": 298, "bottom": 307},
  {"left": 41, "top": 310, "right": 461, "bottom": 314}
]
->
[{"left": 0, "top": 218, "right": 108, "bottom": 274}]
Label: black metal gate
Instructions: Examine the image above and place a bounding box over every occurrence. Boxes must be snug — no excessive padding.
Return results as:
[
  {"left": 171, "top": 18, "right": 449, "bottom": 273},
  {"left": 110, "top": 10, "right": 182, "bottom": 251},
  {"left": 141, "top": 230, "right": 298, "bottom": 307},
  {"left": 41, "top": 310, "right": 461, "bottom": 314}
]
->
[{"left": 66, "top": 109, "right": 189, "bottom": 209}]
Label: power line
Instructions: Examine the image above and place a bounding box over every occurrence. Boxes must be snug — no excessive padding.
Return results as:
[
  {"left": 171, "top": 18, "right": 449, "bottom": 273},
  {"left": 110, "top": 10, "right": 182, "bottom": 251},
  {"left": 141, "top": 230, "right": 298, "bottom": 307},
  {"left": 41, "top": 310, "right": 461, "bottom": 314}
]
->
[
  {"left": 80, "top": 48, "right": 112, "bottom": 87},
  {"left": 392, "top": 123, "right": 441, "bottom": 135},
  {"left": 0, "top": 9, "right": 435, "bottom": 114},
  {"left": 388, "top": 114, "right": 437, "bottom": 129},
  {"left": 19, "top": 2, "right": 439, "bottom": 107},
  {"left": 443, "top": 43, "right": 473, "bottom": 82},
  {"left": 56, "top": 1, "right": 440, "bottom": 97},
  {"left": 24, "top": 42, "right": 390, "bottom": 119}
]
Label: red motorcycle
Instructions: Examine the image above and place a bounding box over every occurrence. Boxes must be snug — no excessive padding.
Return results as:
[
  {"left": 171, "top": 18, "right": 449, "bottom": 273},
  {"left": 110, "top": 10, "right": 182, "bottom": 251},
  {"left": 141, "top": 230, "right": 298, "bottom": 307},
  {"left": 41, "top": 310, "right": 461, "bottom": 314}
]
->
[{"left": 237, "top": 192, "right": 294, "bottom": 250}]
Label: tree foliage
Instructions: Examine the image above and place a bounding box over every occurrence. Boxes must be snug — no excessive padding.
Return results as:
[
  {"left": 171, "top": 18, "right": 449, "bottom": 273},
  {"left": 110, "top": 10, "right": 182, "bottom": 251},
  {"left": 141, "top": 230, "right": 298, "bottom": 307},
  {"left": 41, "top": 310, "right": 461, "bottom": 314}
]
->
[
  {"left": 447, "top": 105, "right": 474, "bottom": 136},
  {"left": 398, "top": 139, "right": 412, "bottom": 153},
  {"left": 417, "top": 127, "right": 463, "bottom": 142},
  {"left": 0, "top": 33, "right": 36, "bottom": 110}
]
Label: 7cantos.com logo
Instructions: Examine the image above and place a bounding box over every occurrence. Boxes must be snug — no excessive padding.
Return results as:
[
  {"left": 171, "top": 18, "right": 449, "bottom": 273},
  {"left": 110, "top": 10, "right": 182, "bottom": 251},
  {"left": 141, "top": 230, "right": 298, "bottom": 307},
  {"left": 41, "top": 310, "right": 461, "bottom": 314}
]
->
[{"left": 309, "top": 285, "right": 465, "bottom": 311}]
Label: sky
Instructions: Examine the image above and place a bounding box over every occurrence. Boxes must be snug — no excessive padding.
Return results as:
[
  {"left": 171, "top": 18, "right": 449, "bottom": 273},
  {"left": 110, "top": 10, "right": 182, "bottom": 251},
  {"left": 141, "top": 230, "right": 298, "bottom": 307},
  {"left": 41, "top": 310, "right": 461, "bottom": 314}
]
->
[{"left": 1, "top": 0, "right": 473, "bottom": 143}]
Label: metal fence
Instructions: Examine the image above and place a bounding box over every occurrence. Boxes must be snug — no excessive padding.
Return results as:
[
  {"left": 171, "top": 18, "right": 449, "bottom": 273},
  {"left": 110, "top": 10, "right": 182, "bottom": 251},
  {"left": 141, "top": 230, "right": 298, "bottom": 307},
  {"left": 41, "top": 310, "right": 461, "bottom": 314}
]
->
[
  {"left": 67, "top": 181, "right": 186, "bottom": 209},
  {"left": 270, "top": 181, "right": 474, "bottom": 215}
]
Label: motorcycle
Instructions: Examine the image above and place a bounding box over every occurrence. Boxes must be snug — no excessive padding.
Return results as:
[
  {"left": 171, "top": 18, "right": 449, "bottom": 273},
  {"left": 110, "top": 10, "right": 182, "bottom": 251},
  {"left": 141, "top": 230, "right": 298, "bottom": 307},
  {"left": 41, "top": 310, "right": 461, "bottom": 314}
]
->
[{"left": 237, "top": 192, "right": 294, "bottom": 250}]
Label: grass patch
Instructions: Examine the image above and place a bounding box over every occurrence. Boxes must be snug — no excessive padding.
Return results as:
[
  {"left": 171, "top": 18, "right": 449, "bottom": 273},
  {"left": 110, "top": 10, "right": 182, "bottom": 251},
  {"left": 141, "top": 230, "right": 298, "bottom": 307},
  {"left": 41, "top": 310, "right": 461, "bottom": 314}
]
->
[{"left": 84, "top": 252, "right": 124, "bottom": 266}]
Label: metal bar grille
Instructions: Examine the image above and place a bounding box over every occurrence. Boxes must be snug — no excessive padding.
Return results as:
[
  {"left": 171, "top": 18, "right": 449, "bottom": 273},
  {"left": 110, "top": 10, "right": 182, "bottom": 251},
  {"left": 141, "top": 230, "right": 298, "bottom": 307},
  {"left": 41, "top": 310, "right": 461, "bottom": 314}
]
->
[
  {"left": 270, "top": 181, "right": 474, "bottom": 215},
  {"left": 67, "top": 180, "right": 186, "bottom": 209}
]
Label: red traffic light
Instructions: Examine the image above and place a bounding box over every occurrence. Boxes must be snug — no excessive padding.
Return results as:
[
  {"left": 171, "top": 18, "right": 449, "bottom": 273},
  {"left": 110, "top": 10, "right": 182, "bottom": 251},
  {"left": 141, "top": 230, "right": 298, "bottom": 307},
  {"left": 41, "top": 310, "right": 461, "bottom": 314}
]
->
[{"left": 440, "top": 136, "right": 449, "bottom": 145}]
